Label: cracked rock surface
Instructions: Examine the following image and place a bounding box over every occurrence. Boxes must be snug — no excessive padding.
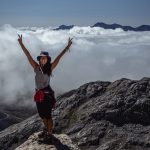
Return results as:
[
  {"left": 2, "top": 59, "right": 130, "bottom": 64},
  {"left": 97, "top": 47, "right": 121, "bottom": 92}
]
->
[
  {"left": 15, "top": 131, "right": 80, "bottom": 150},
  {"left": 1, "top": 77, "right": 150, "bottom": 150}
]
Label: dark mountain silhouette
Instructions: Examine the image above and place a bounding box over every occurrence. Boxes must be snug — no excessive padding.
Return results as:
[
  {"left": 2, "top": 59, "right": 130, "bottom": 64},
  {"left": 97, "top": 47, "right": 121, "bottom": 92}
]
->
[
  {"left": 1, "top": 77, "right": 150, "bottom": 149},
  {"left": 53, "top": 22, "right": 150, "bottom": 31},
  {"left": 54, "top": 25, "right": 74, "bottom": 30},
  {"left": 93, "top": 22, "right": 150, "bottom": 31}
]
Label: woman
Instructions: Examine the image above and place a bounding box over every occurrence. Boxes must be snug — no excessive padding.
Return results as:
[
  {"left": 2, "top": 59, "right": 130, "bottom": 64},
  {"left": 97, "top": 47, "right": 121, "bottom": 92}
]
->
[{"left": 18, "top": 34, "right": 73, "bottom": 139}]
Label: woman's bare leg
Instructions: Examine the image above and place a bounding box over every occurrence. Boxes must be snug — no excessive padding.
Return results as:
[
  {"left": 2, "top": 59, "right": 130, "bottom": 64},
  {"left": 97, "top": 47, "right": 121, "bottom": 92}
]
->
[
  {"left": 42, "top": 118, "right": 48, "bottom": 129},
  {"left": 38, "top": 118, "right": 48, "bottom": 137},
  {"left": 46, "top": 117, "right": 53, "bottom": 134}
]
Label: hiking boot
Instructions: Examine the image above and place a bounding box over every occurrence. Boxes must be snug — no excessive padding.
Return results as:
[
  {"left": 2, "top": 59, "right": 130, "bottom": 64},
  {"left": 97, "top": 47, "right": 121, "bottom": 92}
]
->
[
  {"left": 38, "top": 127, "right": 47, "bottom": 138},
  {"left": 45, "top": 132, "right": 53, "bottom": 140}
]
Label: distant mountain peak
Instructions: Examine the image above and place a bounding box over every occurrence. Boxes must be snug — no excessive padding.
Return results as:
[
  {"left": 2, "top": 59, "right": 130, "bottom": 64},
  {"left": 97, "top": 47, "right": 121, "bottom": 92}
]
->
[
  {"left": 54, "top": 24, "right": 74, "bottom": 30},
  {"left": 92, "top": 22, "right": 150, "bottom": 31},
  {"left": 53, "top": 22, "right": 150, "bottom": 31}
]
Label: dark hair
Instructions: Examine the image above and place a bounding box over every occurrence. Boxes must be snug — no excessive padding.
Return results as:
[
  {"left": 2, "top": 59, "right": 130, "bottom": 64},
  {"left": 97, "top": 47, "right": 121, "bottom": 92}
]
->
[{"left": 39, "top": 56, "right": 53, "bottom": 77}]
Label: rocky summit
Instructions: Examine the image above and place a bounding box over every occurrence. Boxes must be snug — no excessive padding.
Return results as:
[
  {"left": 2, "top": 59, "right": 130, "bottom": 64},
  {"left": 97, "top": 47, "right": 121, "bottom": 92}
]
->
[
  {"left": 15, "top": 131, "right": 80, "bottom": 150},
  {"left": 1, "top": 77, "right": 150, "bottom": 150}
]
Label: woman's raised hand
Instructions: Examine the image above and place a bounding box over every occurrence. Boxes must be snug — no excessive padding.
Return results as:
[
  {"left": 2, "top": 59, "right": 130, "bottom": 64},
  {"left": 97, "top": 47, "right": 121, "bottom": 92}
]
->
[
  {"left": 66, "top": 37, "right": 73, "bottom": 52},
  {"left": 18, "top": 34, "right": 23, "bottom": 45}
]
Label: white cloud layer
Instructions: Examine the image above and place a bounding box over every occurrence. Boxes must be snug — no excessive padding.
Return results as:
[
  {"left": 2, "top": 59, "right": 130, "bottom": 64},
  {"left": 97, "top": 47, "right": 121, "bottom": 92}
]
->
[{"left": 0, "top": 24, "right": 150, "bottom": 106}]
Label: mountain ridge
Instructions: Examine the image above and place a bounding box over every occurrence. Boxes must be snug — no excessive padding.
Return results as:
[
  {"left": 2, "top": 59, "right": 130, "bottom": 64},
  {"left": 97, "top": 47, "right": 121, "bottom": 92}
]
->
[{"left": 54, "top": 22, "right": 150, "bottom": 31}]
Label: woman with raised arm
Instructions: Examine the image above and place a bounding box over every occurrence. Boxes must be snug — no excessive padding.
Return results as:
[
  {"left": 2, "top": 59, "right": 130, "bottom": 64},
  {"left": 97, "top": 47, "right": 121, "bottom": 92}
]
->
[{"left": 18, "top": 34, "right": 73, "bottom": 139}]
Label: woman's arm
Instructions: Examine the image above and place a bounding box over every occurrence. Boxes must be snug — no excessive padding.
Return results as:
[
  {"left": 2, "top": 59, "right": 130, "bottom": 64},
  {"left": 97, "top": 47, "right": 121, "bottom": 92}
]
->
[
  {"left": 51, "top": 37, "right": 73, "bottom": 71},
  {"left": 18, "top": 34, "right": 39, "bottom": 69}
]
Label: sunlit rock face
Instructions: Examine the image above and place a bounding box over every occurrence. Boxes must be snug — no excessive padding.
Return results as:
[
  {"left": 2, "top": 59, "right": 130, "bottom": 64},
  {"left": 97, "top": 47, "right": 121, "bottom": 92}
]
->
[{"left": 15, "top": 132, "right": 80, "bottom": 150}]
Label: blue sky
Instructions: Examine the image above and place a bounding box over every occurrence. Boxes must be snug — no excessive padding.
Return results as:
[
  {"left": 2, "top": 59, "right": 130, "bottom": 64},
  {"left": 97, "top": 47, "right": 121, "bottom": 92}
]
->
[{"left": 0, "top": 0, "right": 150, "bottom": 27}]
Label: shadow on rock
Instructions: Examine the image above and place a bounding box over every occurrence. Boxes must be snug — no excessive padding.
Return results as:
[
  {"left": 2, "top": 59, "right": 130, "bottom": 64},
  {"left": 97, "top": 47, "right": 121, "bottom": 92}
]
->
[{"left": 38, "top": 134, "right": 70, "bottom": 150}]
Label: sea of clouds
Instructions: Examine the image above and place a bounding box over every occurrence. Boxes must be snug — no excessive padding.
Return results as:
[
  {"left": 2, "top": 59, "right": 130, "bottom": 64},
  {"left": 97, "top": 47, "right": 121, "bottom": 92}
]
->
[{"left": 0, "top": 24, "right": 150, "bottom": 106}]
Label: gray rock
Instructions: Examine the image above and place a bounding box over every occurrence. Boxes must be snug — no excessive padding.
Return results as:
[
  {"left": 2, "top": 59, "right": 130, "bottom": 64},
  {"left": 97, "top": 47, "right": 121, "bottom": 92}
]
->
[
  {"left": 53, "top": 77, "right": 150, "bottom": 149},
  {"left": 1, "top": 77, "right": 150, "bottom": 150},
  {"left": 15, "top": 131, "right": 80, "bottom": 150},
  {"left": 0, "top": 114, "right": 43, "bottom": 150}
]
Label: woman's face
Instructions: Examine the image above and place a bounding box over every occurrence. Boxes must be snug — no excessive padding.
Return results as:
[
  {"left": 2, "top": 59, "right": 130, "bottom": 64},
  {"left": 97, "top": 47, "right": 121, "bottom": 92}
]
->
[{"left": 39, "top": 56, "right": 48, "bottom": 66}]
